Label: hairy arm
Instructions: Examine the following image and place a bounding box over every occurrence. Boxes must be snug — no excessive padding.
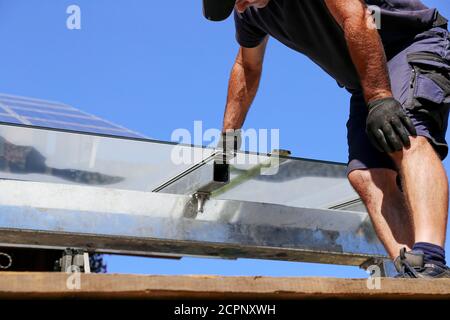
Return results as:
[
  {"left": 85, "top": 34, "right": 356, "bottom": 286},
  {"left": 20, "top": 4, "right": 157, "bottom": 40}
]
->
[
  {"left": 325, "top": 0, "right": 416, "bottom": 153},
  {"left": 223, "top": 36, "right": 269, "bottom": 131},
  {"left": 325, "top": 0, "right": 392, "bottom": 103}
]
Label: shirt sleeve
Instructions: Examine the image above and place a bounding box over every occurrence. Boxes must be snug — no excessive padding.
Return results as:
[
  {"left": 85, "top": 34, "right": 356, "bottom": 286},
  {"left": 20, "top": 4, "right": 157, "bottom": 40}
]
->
[{"left": 234, "top": 10, "right": 268, "bottom": 48}]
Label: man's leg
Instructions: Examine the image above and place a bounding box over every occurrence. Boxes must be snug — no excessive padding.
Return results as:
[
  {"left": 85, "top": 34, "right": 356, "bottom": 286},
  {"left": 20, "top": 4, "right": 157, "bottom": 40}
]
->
[
  {"left": 348, "top": 168, "right": 414, "bottom": 258},
  {"left": 390, "top": 136, "right": 449, "bottom": 247},
  {"left": 348, "top": 137, "right": 449, "bottom": 261}
]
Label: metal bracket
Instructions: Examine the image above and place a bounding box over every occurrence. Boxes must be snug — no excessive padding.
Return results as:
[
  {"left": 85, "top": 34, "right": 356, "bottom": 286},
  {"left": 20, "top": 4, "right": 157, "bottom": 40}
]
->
[
  {"left": 153, "top": 154, "right": 229, "bottom": 195},
  {"left": 360, "top": 257, "right": 397, "bottom": 278},
  {"left": 55, "top": 248, "right": 91, "bottom": 273},
  {"left": 193, "top": 191, "right": 210, "bottom": 214},
  {"left": 153, "top": 152, "right": 230, "bottom": 216}
]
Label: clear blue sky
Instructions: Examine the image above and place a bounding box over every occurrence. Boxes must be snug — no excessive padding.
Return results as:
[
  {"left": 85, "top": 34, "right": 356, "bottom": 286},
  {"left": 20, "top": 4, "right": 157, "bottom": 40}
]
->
[{"left": 0, "top": 0, "right": 449, "bottom": 278}]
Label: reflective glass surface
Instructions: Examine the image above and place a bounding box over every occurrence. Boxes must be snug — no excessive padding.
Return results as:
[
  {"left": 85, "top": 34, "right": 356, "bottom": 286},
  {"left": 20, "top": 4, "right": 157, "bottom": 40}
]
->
[
  {"left": 0, "top": 123, "right": 361, "bottom": 211},
  {"left": 0, "top": 94, "right": 145, "bottom": 139}
]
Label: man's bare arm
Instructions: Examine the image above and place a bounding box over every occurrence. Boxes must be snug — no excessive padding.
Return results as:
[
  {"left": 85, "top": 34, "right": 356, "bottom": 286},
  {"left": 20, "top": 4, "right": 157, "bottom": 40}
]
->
[
  {"left": 223, "top": 36, "right": 269, "bottom": 131},
  {"left": 325, "top": 0, "right": 392, "bottom": 103},
  {"left": 325, "top": 0, "right": 416, "bottom": 153}
]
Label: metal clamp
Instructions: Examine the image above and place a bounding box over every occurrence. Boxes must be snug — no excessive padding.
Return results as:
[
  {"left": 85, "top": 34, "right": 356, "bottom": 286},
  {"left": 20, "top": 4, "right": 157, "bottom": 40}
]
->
[
  {"left": 360, "top": 257, "right": 396, "bottom": 278},
  {"left": 0, "top": 252, "right": 12, "bottom": 270},
  {"left": 194, "top": 191, "right": 210, "bottom": 214},
  {"left": 55, "top": 248, "right": 91, "bottom": 273}
]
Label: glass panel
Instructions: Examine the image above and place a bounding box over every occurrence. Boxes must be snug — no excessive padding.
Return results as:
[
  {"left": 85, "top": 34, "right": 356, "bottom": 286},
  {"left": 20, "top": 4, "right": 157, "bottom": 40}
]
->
[
  {"left": 0, "top": 115, "right": 22, "bottom": 124},
  {"left": 0, "top": 123, "right": 212, "bottom": 191},
  {"left": 5, "top": 103, "right": 93, "bottom": 116},
  {"left": 26, "top": 120, "right": 144, "bottom": 138},
  {"left": 0, "top": 123, "right": 360, "bottom": 211},
  {"left": 0, "top": 97, "right": 76, "bottom": 112},
  {"left": 213, "top": 153, "right": 358, "bottom": 210},
  {"left": 0, "top": 95, "right": 145, "bottom": 138},
  {"left": 11, "top": 108, "right": 119, "bottom": 128}
]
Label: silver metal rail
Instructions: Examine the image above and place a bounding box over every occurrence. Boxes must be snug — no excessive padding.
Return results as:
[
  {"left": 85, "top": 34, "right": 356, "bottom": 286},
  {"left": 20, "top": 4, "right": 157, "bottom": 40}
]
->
[{"left": 0, "top": 180, "right": 386, "bottom": 266}]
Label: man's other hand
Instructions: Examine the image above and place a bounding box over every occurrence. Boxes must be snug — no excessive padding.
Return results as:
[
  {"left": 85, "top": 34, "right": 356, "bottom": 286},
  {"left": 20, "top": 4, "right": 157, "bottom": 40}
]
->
[{"left": 366, "top": 98, "right": 417, "bottom": 153}]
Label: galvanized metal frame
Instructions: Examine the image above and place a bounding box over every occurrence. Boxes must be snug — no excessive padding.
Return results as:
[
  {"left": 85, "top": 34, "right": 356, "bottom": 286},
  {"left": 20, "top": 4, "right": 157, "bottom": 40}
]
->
[
  {"left": 0, "top": 122, "right": 389, "bottom": 270},
  {"left": 0, "top": 180, "right": 387, "bottom": 266}
]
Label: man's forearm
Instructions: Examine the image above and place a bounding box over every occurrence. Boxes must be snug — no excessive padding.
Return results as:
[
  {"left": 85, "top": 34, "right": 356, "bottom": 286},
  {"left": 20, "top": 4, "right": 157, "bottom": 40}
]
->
[
  {"left": 325, "top": 0, "right": 415, "bottom": 153},
  {"left": 345, "top": 17, "right": 392, "bottom": 102},
  {"left": 223, "top": 50, "right": 262, "bottom": 131},
  {"left": 327, "top": 0, "right": 393, "bottom": 103}
]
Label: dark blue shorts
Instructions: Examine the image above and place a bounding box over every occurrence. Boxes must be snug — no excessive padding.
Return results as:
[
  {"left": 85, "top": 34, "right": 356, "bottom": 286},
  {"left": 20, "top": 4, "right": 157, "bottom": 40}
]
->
[{"left": 347, "top": 27, "right": 450, "bottom": 175}]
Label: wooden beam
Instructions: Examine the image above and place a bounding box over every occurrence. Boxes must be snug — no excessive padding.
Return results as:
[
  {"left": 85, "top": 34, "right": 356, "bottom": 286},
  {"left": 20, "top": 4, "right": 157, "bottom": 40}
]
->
[{"left": 0, "top": 273, "right": 449, "bottom": 300}]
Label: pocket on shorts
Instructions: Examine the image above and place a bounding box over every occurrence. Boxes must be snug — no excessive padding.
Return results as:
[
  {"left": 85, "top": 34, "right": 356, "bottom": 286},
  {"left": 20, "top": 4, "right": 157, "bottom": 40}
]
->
[{"left": 406, "top": 52, "right": 450, "bottom": 132}]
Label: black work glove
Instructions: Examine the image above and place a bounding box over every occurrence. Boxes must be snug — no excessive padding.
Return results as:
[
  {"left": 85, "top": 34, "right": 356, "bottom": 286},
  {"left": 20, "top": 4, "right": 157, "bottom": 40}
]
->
[{"left": 366, "top": 98, "right": 417, "bottom": 153}]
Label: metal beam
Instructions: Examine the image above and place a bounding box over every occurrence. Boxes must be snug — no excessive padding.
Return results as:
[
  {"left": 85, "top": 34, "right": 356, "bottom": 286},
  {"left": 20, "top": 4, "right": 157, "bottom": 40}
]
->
[{"left": 0, "top": 180, "right": 387, "bottom": 266}]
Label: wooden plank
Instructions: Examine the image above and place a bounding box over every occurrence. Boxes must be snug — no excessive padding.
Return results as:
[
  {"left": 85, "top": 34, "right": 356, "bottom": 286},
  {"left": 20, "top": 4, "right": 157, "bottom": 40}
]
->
[{"left": 0, "top": 273, "right": 449, "bottom": 299}]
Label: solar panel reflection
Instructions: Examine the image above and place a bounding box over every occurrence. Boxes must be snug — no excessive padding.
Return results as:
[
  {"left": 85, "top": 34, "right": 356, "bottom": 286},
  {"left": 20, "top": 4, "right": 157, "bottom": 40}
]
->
[{"left": 0, "top": 93, "right": 145, "bottom": 139}]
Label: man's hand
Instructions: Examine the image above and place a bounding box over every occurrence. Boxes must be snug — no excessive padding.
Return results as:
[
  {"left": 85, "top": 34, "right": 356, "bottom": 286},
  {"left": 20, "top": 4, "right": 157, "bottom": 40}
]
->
[
  {"left": 366, "top": 98, "right": 417, "bottom": 153},
  {"left": 216, "top": 129, "right": 242, "bottom": 163}
]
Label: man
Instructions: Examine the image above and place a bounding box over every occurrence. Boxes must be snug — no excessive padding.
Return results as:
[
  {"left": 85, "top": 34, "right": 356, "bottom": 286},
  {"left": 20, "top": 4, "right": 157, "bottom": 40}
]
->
[{"left": 203, "top": 0, "right": 450, "bottom": 278}]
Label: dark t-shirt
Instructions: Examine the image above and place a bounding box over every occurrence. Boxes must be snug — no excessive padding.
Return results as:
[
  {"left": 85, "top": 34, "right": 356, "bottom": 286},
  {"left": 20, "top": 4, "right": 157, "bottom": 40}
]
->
[{"left": 234, "top": 0, "right": 446, "bottom": 90}]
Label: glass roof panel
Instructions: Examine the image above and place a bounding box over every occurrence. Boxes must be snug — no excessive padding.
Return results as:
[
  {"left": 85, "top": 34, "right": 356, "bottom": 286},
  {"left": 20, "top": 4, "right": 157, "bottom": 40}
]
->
[
  {"left": 0, "top": 94, "right": 145, "bottom": 139},
  {"left": 0, "top": 123, "right": 360, "bottom": 211}
]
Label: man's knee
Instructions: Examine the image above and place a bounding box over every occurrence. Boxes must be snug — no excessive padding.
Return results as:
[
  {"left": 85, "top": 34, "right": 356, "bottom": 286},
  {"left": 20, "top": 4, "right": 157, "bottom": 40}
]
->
[
  {"left": 348, "top": 168, "right": 398, "bottom": 199},
  {"left": 389, "top": 136, "right": 434, "bottom": 165},
  {"left": 348, "top": 169, "right": 371, "bottom": 191},
  {"left": 348, "top": 170, "right": 381, "bottom": 206}
]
